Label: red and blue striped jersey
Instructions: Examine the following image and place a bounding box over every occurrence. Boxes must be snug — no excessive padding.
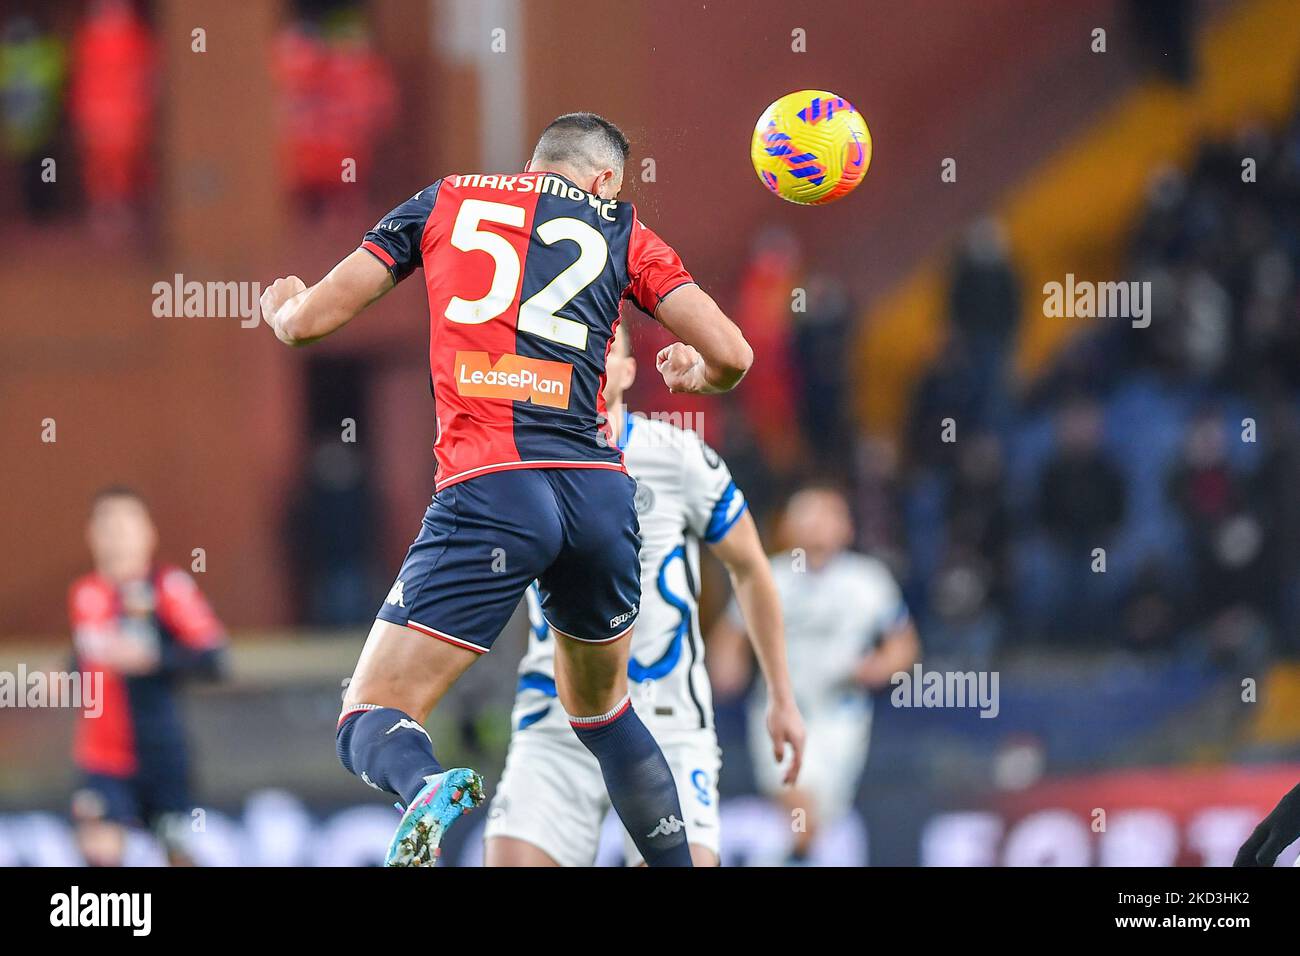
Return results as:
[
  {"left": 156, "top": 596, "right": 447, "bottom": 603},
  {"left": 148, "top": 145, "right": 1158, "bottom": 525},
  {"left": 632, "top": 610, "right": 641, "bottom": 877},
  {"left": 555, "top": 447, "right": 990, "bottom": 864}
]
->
[
  {"left": 360, "top": 172, "right": 694, "bottom": 491},
  {"left": 69, "top": 567, "right": 225, "bottom": 777}
]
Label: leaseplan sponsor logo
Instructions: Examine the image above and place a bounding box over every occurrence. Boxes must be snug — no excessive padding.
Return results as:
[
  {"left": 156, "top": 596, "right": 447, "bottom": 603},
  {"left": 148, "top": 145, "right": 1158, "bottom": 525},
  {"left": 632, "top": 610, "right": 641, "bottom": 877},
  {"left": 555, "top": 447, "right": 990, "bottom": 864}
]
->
[
  {"left": 50, "top": 886, "right": 151, "bottom": 936},
  {"left": 454, "top": 351, "right": 573, "bottom": 409}
]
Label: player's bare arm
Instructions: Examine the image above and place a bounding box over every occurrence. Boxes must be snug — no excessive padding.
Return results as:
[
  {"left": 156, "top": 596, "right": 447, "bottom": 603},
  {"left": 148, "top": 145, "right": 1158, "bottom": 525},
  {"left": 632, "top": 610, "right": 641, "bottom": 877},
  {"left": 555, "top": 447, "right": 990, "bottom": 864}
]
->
[
  {"left": 261, "top": 248, "right": 394, "bottom": 347},
  {"left": 852, "top": 619, "right": 921, "bottom": 690},
  {"left": 706, "top": 611, "right": 753, "bottom": 698},
  {"left": 653, "top": 283, "right": 753, "bottom": 394},
  {"left": 709, "top": 511, "right": 805, "bottom": 785}
]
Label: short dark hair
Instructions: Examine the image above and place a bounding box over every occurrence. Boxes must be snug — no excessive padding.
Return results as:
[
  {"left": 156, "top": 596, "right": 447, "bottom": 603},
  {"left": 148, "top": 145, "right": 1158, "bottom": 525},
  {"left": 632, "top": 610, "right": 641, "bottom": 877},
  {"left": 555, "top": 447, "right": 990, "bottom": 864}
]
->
[{"left": 532, "top": 112, "right": 630, "bottom": 172}]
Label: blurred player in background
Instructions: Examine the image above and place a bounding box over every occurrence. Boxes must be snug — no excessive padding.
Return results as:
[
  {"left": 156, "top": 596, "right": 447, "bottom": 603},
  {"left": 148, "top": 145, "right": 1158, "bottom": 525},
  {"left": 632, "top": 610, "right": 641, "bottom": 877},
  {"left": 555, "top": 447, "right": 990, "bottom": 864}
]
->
[
  {"left": 484, "top": 324, "right": 804, "bottom": 866},
  {"left": 68, "top": 487, "right": 227, "bottom": 866},
  {"left": 259, "top": 113, "right": 754, "bottom": 866},
  {"left": 710, "top": 485, "right": 919, "bottom": 864}
]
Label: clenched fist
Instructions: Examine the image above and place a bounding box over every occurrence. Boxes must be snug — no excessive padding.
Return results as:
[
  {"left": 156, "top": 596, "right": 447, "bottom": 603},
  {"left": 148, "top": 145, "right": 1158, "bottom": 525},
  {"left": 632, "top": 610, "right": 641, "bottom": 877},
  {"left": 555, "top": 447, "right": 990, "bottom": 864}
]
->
[
  {"left": 655, "top": 342, "right": 705, "bottom": 393},
  {"left": 260, "top": 275, "right": 306, "bottom": 339}
]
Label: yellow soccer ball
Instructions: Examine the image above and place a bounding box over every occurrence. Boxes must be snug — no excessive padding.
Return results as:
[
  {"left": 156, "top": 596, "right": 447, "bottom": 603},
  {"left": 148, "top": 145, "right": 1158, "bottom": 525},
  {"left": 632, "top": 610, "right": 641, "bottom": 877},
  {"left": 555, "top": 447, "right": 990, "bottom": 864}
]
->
[{"left": 750, "top": 90, "right": 872, "bottom": 205}]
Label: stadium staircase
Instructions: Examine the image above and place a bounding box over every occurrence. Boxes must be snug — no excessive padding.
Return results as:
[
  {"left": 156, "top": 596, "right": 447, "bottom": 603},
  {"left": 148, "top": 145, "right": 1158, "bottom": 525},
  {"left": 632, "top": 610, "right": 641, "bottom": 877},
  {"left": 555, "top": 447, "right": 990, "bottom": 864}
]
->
[{"left": 855, "top": 0, "right": 1300, "bottom": 443}]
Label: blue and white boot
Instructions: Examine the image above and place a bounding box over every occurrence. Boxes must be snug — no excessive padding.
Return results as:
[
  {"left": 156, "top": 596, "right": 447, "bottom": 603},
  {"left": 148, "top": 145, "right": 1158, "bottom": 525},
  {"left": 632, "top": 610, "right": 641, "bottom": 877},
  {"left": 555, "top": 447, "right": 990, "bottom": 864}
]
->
[{"left": 384, "top": 768, "right": 485, "bottom": 867}]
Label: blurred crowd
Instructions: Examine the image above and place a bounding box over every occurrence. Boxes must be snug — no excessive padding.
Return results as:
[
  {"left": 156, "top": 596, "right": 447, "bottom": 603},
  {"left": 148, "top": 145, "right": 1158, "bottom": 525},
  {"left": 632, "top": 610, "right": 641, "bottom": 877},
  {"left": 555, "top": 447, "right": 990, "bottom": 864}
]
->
[
  {"left": 0, "top": 0, "right": 395, "bottom": 228},
  {"left": 9, "top": 1, "right": 1300, "bottom": 669},
  {"left": 271, "top": 8, "right": 396, "bottom": 214},
  {"left": 1, "top": 0, "right": 155, "bottom": 226},
  {"left": 719, "top": 97, "right": 1300, "bottom": 669}
]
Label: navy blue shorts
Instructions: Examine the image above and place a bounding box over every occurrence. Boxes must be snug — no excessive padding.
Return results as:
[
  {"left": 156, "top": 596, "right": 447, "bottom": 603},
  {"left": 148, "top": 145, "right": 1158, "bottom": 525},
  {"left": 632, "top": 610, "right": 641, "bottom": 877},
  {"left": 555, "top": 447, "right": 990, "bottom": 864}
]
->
[
  {"left": 72, "top": 770, "right": 191, "bottom": 829},
  {"left": 376, "top": 467, "right": 641, "bottom": 653}
]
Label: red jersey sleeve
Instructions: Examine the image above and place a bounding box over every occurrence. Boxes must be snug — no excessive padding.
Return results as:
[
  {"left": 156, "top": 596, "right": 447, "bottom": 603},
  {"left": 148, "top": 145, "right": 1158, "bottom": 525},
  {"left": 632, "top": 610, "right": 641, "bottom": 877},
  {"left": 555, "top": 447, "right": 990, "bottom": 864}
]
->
[
  {"left": 69, "top": 576, "right": 114, "bottom": 627},
  {"left": 68, "top": 575, "right": 118, "bottom": 664},
  {"left": 624, "top": 213, "right": 694, "bottom": 315},
  {"left": 155, "top": 567, "right": 226, "bottom": 650}
]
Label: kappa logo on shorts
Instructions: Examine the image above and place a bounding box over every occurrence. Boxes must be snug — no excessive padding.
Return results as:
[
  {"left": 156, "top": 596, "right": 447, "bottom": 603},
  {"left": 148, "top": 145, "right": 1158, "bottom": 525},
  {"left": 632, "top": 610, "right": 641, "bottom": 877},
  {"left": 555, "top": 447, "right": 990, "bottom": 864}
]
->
[
  {"left": 454, "top": 351, "right": 573, "bottom": 409},
  {"left": 646, "top": 814, "right": 685, "bottom": 839},
  {"left": 385, "top": 718, "right": 432, "bottom": 742},
  {"left": 386, "top": 580, "right": 406, "bottom": 608},
  {"left": 610, "top": 605, "right": 637, "bottom": 629}
]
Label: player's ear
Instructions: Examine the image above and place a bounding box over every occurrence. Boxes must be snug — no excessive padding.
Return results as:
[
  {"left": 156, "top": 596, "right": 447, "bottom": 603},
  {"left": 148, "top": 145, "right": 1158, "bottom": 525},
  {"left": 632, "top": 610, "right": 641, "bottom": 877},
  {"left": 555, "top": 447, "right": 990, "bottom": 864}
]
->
[
  {"left": 523, "top": 158, "right": 533, "bottom": 173},
  {"left": 625, "top": 356, "right": 637, "bottom": 389}
]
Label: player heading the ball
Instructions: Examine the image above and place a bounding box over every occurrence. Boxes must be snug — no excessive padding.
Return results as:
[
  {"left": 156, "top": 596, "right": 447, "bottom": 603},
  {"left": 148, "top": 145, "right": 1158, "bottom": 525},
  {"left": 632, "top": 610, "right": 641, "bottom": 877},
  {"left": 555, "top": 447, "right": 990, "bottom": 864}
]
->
[{"left": 259, "top": 112, "right": 753, "bottom": 867}]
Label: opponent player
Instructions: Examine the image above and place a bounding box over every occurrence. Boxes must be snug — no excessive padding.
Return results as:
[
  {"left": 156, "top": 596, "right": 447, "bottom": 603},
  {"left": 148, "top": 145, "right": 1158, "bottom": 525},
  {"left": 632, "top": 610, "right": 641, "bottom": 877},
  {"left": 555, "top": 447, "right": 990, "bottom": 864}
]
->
[
  {"left": 259, "top": 113, "right": 753, "bottom": 866},
  {"left": 483, "top": 325, "right": 804, "bottom": 866},
  {"left": 1236, "top": 781, "right": 1300, "bottom": 866},
  {"left": 69, "top": 487, "right": 227, "bottom": 866},
  {"left": 710, "top": 486, "right": 919, "bottom": 864}
]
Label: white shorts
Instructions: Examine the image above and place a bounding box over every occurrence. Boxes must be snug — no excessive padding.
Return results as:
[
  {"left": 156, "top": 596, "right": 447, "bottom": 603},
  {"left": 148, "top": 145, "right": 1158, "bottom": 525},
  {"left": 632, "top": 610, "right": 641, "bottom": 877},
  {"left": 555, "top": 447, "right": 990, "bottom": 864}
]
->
[
  {"left": 749, "top": 708, "right": 870, "bottom": 823},
  {"left": 483, "top": 727, "right": 722, "bottom": 867}
]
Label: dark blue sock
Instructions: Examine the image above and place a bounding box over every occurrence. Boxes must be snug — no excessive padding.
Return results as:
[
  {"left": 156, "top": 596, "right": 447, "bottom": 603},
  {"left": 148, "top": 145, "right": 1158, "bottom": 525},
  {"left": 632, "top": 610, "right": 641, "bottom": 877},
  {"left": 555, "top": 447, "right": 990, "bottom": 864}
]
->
[
  {"left": 336, "top": 705, "right": 442, "bottom": 807},
  {"left": 570, "top": 696, "right": 692, "bottom": 867}
]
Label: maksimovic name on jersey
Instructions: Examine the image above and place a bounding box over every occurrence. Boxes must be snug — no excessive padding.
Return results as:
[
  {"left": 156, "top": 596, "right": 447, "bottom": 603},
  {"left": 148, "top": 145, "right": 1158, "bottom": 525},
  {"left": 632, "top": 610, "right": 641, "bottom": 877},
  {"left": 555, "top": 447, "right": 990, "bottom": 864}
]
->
[{"left": 450, "top": 173, "right": 618, "bottom": 221}]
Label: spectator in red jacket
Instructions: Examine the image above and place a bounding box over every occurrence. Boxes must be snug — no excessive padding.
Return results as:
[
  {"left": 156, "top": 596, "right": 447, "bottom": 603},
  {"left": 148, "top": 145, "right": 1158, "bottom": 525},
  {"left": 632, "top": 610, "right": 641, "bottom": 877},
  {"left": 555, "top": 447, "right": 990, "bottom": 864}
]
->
[
  {"left": 68, "top": 0, "right": 156, "bottom": 223},
  {"left": 273, "top": 14, "right": 396, "bottom": 212}
]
